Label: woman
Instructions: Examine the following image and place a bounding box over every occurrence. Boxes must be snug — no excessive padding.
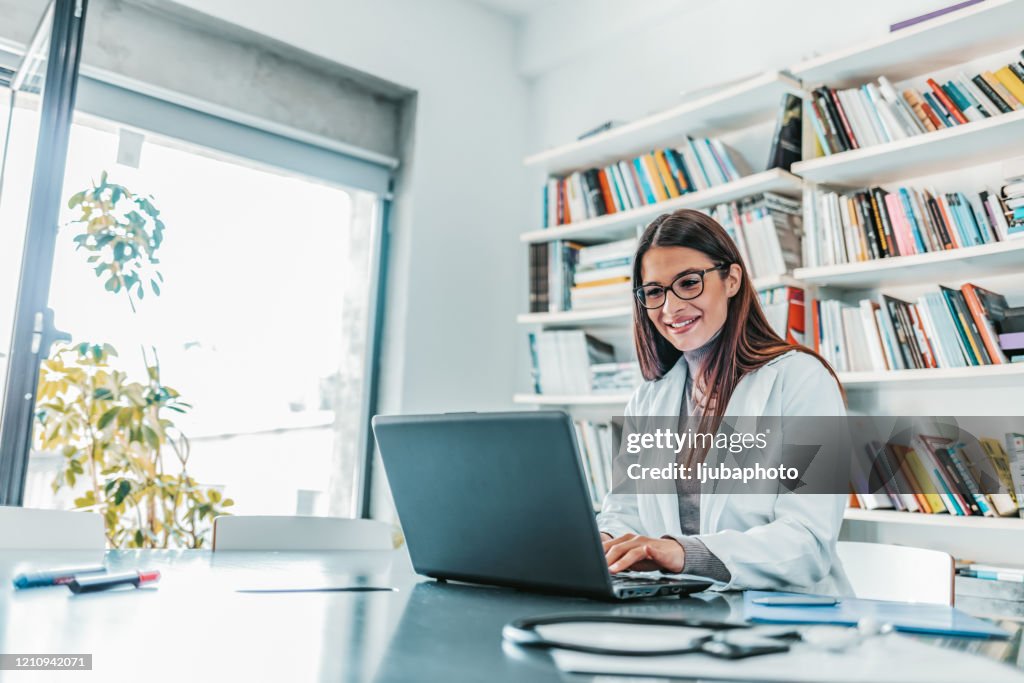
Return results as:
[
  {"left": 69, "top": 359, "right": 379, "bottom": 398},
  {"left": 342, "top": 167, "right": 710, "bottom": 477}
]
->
[{"left": 598, "top": 208, "right": 852, "bottom": 595}]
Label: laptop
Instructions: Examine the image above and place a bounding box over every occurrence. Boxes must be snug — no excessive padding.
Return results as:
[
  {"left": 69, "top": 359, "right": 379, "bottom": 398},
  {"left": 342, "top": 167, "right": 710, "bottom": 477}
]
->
[{"left": 371, "top": 410, "right": 711, "bottom": 600}]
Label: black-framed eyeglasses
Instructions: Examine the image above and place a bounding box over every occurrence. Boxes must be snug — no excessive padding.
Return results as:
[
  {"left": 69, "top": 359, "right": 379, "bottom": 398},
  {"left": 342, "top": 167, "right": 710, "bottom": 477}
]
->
[{"left": 633, "top": 263, "right": 731, "bottom": 310}]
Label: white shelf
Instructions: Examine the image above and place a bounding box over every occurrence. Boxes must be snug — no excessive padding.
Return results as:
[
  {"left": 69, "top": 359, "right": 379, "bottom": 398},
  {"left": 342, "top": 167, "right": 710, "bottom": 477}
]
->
[
  {"left": 517, "top": 277, "right": 798, "bottom": 328},
  {"left": 844, "top": 507, "right": 1024, "bottom": 530},
  {"left": 524, "top": 71, "right": 802, "bottom": 175},
  {"left": 520, "top": 169, "right": 804, "bottom": 244},
  {"left": 791, "top": 0, "right": 1024, "bottom": 86},
  {"left": 517, "top": 305, "right": 633, "bottom": 328},
  {"left": 838, "top": 363, "right": 1024, "bottom": 390},
  {"left": 792, "top": 108, "right": 1024, "bottom": 186},
  {"left": 795, "top": 239, "right": 1024, "bottom": 289},
  {"left": 513, "top": 392, "right": 632, "bottom": 407},
  {"left": 752, "top": 274, "right": 802, "bottom": 291}
]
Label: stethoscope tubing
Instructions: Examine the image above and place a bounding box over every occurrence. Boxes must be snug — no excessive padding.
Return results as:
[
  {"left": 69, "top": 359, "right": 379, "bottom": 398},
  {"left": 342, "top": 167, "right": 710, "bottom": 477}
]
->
[{"left": 502, "top": 613, "right": 750, "bottom": 658}]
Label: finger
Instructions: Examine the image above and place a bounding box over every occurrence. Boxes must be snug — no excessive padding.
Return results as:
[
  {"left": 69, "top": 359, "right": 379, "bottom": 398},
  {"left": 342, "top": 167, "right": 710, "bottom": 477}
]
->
[
  {"left": 604, "top": 537, "right": 644, "bottom": 566},
  {"left": 609, "top": 546, "right": 649, "bottom": 573},
  {"left": 602, "top": 533, "right": 635, "bottom": 552}
]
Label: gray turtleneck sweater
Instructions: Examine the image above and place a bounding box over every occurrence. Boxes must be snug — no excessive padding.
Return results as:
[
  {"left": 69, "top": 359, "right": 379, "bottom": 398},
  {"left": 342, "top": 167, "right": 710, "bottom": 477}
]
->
[{"left": 669, "top": 335, "right": 732, "bottom": 584}]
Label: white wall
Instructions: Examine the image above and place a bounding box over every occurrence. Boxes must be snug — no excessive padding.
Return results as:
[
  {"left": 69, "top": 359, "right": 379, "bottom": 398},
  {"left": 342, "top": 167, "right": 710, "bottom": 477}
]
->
[
  {"left": 523, "top": 0, "right": 942, "bottom": 151},
  {"left": 170, "top": 0, "right": 532, "bottom": 418}
]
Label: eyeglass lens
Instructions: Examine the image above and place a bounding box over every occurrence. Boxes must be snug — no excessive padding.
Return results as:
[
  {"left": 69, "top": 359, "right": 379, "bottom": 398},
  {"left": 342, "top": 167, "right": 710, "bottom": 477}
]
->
[{"left": 635, "top": 270, "right": 709, "bottom": 309}]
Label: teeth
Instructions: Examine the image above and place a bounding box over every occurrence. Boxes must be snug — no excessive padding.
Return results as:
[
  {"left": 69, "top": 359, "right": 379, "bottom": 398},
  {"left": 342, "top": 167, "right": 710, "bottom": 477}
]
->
[{"left": 669, "top": 318, "right": 698, "bottom": 329}]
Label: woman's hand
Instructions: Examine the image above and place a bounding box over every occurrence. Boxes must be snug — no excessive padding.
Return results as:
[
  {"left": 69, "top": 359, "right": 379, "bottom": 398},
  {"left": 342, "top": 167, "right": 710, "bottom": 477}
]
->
[{"left": 602, "top": 533, "right": 685, "bottom": 574}]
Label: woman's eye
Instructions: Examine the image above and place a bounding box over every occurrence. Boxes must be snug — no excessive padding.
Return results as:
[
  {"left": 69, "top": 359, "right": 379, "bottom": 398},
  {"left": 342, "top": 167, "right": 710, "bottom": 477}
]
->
[
  {"left": 643, "top": 287, "right": 664, "bottom": 301},
  {"left": 678, "top": 278, "right": 702, "bottom": 290}
]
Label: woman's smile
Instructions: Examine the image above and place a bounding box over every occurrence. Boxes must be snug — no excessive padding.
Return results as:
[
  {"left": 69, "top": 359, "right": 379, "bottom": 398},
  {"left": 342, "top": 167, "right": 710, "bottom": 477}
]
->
[{"left": 664, "top": 313, "right": 702, "bottom": 335}]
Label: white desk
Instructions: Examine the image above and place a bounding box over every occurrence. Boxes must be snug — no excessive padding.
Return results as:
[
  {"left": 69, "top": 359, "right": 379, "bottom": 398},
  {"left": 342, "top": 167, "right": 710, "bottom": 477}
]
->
[{"left": 0, "top": 549, "right": 1020, "bottom": 681}]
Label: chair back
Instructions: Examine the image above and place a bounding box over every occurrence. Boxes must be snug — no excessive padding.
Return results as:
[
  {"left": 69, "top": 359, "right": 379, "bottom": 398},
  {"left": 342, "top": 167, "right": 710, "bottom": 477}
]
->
[
  {"left": 837, "top": 541, "right": 954, "bottom": 605},
  {"left": 212, "top": 515, "right": 393, "bottom": 551},
  {"left": 0, "top": 506, "right": 105, "bottom": 550}
]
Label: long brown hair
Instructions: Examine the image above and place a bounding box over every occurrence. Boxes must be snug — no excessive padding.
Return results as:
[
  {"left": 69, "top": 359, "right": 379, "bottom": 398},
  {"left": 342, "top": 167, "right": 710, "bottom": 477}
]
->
[{"left": 632, "top": 209, "right": 845, "bottom": 431}]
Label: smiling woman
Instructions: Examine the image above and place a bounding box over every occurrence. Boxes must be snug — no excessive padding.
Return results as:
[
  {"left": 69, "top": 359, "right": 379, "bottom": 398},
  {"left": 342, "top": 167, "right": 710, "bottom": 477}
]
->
[{"left": 598, "top": 208, "right": 853, "bottom": 595}]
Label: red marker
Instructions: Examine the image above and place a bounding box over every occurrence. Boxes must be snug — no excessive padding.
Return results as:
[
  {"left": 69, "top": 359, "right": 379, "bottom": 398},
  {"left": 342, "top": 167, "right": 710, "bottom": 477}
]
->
[{"left": 67, "top": 570, "right": 161, "bottom": 594}]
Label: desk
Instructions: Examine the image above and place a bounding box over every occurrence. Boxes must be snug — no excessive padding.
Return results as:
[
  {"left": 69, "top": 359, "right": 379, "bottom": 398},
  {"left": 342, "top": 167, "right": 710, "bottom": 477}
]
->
[{"left": 0, "top": 549, "right": 1021, "bottom": 682}]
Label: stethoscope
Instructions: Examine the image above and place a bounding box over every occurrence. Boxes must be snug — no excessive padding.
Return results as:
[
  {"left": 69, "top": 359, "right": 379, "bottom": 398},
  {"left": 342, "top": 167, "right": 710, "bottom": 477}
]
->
[{"left": 502, "top": 614, "right": 798, "bottom": 659}]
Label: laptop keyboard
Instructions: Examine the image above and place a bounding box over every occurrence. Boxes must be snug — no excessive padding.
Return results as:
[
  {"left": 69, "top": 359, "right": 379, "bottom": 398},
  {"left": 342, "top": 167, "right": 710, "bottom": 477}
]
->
[{"left": 612, "top": 574, "right": 681, "bottom": 586}]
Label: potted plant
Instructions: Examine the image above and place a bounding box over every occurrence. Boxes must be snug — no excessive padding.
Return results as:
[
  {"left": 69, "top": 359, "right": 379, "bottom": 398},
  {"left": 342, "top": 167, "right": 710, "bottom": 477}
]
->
[{"left": 33, "top": 172, "right": 232, "bottom": 548}]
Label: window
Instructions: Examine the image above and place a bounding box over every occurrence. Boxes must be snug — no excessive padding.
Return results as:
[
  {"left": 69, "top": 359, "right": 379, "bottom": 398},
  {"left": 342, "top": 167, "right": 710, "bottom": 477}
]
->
[{"left": 18, "top": 112, "right": 385, "bottom": 525}]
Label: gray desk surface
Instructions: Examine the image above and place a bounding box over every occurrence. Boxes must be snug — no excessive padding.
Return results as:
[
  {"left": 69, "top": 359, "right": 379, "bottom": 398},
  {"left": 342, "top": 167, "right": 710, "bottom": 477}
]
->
[{"left": 0, "top": 549, "right": 1021, "bottom": 682}]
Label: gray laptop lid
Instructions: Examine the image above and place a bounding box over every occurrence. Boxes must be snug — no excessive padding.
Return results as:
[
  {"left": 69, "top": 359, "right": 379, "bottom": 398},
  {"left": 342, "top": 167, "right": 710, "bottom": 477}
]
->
[{"left": 372, "top": 411, "right": 614, "bottom": 597}]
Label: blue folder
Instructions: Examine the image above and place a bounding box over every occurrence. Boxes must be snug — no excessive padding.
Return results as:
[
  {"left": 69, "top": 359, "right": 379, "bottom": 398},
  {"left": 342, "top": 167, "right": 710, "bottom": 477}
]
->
[{"left": 743, "top": 591, "right": 1008, "bottom": 639}]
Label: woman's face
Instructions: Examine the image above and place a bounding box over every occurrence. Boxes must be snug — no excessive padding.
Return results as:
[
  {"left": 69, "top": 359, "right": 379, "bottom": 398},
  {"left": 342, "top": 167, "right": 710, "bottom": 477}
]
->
[{"left": 640, "top": 245, "right": 741, "bottom": 353}]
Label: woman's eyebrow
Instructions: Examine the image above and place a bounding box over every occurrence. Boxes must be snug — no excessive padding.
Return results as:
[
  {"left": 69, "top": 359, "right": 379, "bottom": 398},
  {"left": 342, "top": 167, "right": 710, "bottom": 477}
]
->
[{"left": 641, "top": 267, "right": 704, "bottom": 287}]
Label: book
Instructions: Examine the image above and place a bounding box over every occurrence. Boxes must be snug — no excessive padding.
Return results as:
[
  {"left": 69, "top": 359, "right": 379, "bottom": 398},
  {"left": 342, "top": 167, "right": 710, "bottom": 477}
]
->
[
  {"left": 994, "top": 66, "right": 1024, "bottom": 108},
  {"left": 1005, "top": 434, "right": 1024, "bottom": 518},
  {"left": 889, "top": 0, "right": 984, "bottom": 31},
  {"left": 960, "top": 284, "right": 1010, "bottom": 364},
  {"left": 766, "top": 93, "right": 802, "bottom": 171},
  {"left": 971, "top": 73, "right": 1013, "bottom": 114},
  {"left": 980, "top": 438, "right": 1020, "bottom": 507},
  {"left": 529, "top": 331, "right": 615, "bottom": 395}
]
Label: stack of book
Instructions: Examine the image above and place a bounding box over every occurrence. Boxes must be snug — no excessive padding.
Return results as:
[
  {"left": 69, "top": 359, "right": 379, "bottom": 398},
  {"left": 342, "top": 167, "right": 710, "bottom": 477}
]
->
[
  {"left": 1003, "top": 158, "right": 1024, "bottom": 239},
  {"left": 573, "top": 419, "right": 615, "bottom": 506},
  {"left": 590, "top": 362, "right": 640, "bottom": 394},
  {"left": 529, "top": 240, "right": 584, "bottom": 312},
  {"left": 759, "top": 285, "right": 806, "bottom": 345},
  {"left": 709, "top": 192, "right": 803, "bottom": 279},
  {"left": 802, "top": 184, "right": 1017, "bottom": 268},
  {"left": 849, "top": 432, "right": 1021, "bottom": 517},
  {"left": 808, "top": 52, "right": 1024, "bottom": 155},
  {"left": 811, "top": 283, "right": 1021, "bottom": 373},
  {"left": 527, "top": 331, "right": 616, "bottom": 394},
  {"left": 570, "top": 238, "right": 636, "bottom": 310},
  {"left": 955, "top": 560, "right": 1024, "bottom": 620},
  {"left": 541, "top": 137, "right": 750, "bottom": 227}
]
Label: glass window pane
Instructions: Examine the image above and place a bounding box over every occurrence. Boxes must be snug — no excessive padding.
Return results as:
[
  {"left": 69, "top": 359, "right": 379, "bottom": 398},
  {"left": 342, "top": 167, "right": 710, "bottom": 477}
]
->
[
  {"left": 23, "top": 114, "right": 380, "bottom": 547},
  {"left": 0, "top": 5, "right": 53, "bottom": 463}
]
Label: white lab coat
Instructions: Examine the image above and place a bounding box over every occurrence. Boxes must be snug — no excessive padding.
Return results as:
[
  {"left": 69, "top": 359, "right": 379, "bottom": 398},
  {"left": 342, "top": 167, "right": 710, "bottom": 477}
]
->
[{"left": 598, "top": 349, "right": 854, "bottom": 595}]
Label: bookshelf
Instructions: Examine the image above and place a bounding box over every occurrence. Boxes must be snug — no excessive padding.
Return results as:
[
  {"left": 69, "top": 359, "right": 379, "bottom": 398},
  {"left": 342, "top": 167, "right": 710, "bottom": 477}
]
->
[
  {"left": 790, "top": 0, "right": 1024, "bottom": 86},
  {"left": 792, "top": 108, "right": 1024, "bottom": 185},
  {"left": 838, "top": 362, "right": 1024, "bottom": 390},
  {"left": 524, "top": 71, "right": 802, "bottom": 175},
  {"left": 519, "top": 2, "right": 1024, "bottom": 548},
  {"left": 512, "top": 392, "right": 631, "bottom": 407},
  {"left": 794, "top": 239, "right": 1024, "bottom": 288},
  {"left": 520, "top": 168, "right": 803, "bottom": 244},
  {"left": 844, "top": 508, "right": 1024, "bottom": 531},
  {"left": 517, "top": 305, "right": 632, "bottom": 328}
]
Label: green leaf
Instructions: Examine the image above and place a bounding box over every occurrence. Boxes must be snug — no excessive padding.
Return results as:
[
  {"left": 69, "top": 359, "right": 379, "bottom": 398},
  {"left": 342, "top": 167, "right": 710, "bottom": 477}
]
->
[
  {"left": 93, "top": 388, "right": 113, "bottom": 400},
  {"left": 114, "top": 479, "right": 131, "bottom": 505},
  {"left": 134, "top": 529, "right": 144, "bottom": 546},
  {"left": 97, "top": 407, "right": 119, "bottom": 430},
  {"left": 142, "top": 425, "right": 160, "bottom": 450},
  {"left": 150, "top": 280, "right": 160, "bottom": 296}
]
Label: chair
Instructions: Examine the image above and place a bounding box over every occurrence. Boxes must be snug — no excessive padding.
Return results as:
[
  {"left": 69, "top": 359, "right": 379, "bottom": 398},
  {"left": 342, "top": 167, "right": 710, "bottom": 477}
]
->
[
  {"left": 0, "top": 506, "right": 105, "bottom": 550},
  {"left": 212, "top": 515, "right": 394, "bottom": 551},
  {"left": 836, "top": 541, "right": 954, "bottom": 605}
]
